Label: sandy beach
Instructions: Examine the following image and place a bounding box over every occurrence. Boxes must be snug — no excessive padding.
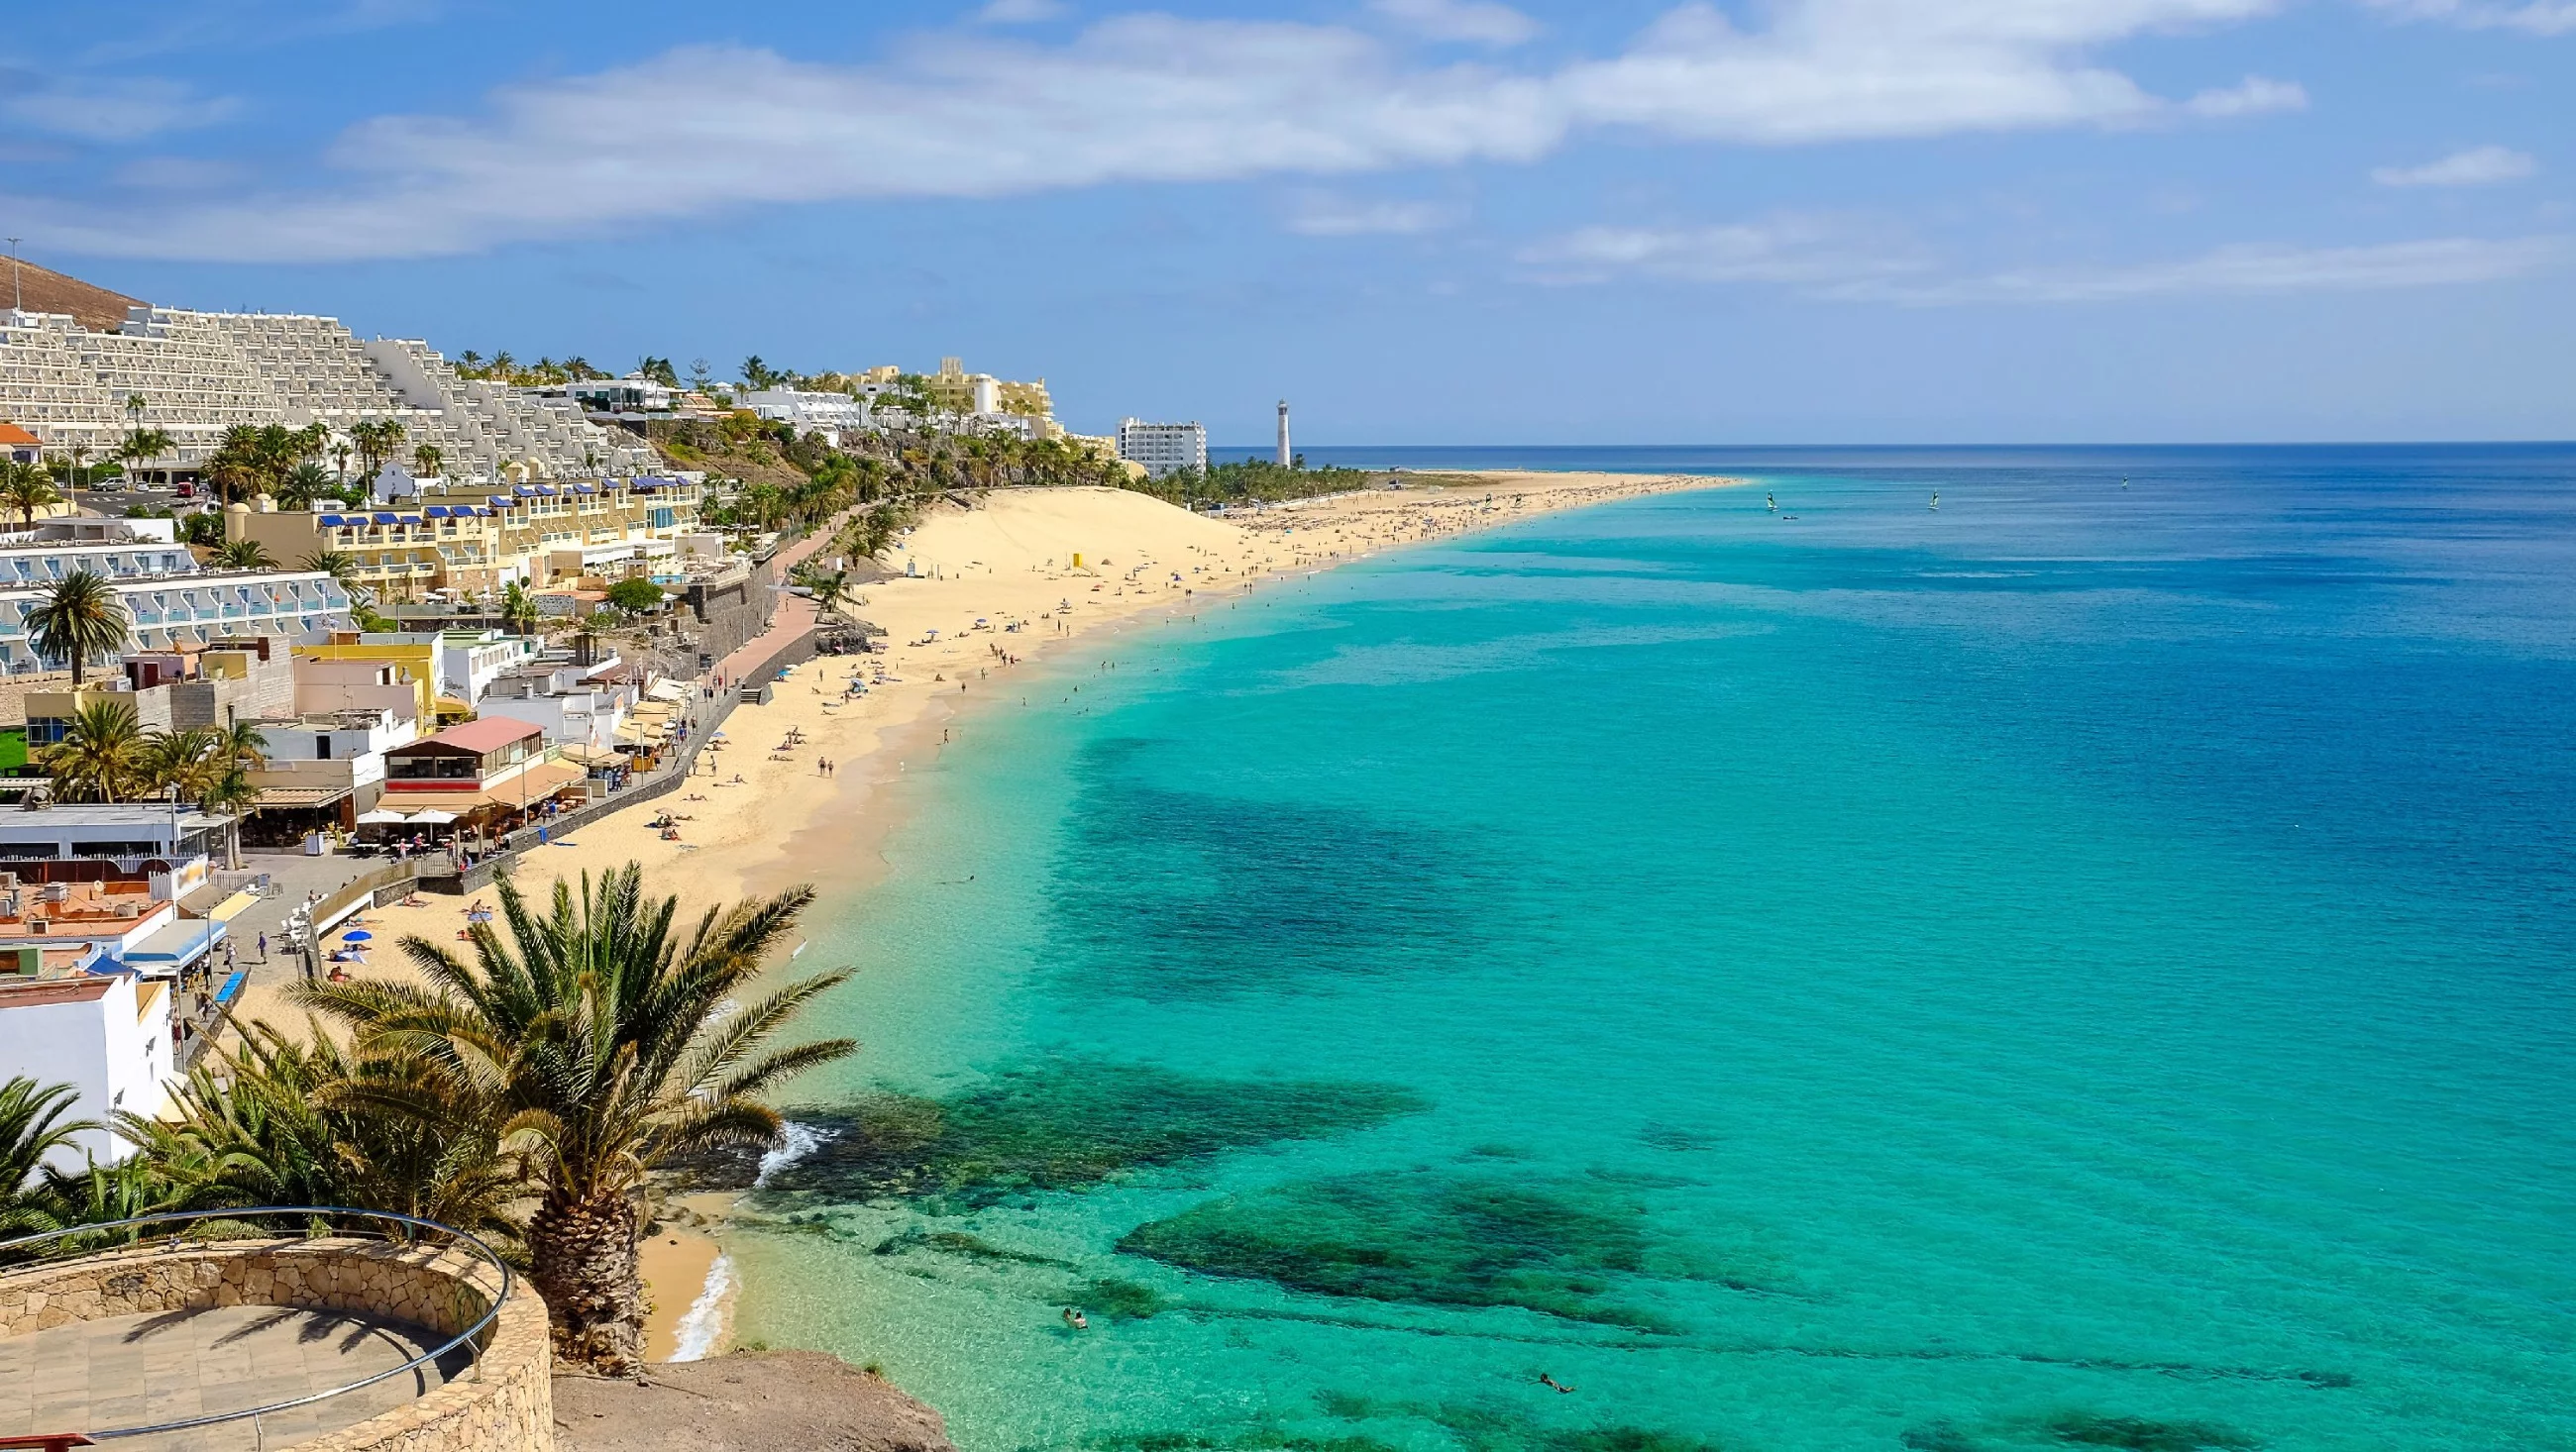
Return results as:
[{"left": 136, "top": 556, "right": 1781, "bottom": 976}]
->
[{"left": 232, "top": 468, "right": 1731, "bottom": 1359}]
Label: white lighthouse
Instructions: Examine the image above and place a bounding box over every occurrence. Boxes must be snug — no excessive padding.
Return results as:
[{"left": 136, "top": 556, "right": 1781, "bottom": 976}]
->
[{"left": 1276, "top": 400, "right": 1292, "bottom": 467}]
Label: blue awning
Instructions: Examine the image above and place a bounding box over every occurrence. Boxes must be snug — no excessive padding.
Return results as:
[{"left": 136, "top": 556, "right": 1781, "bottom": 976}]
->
[
  {"left": 374, "top": 512, "right": 399, "bottom": 524},
  {"left": 124, "top": 918, "right": 226, "bottom": 971},
  {"left": 424, "top": 505, "right": 453, "bottom": 518}
]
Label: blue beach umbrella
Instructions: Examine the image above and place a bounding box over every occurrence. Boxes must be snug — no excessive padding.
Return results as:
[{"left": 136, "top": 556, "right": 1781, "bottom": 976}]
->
[{"left": 342, "top": 930, "right": 374, "bottom": 942}]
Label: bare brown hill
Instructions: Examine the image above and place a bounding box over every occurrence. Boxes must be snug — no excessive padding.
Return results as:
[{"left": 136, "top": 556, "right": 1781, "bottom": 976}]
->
[{"left": 3, "top": 259, "right": 145, "bottom": 331}]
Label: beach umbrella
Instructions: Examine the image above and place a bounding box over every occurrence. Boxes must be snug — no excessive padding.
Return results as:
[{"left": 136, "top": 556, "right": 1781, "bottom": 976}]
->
[{"left": 342, "top": 930, "right": 374, "bottom": 942}]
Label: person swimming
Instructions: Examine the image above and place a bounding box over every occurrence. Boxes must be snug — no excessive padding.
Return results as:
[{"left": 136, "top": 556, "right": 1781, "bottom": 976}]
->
[
  {"left": 1062, "top": 1307, "right": 1090, "bottom": 1330},
  {"left": 1539, "top": 1373, "right": 1576, "bottom": 1394},
  {"left": 1766, "top": 492, "right": 1776, "bottom": 511}
]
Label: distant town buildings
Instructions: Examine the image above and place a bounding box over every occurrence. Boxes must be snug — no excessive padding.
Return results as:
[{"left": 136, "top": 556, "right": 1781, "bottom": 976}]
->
[
  {"left": 0, "top": 305, "right": 657, "bottom": 482},
  {"left": 1118, "top": 418, "right": 1208, "bottom": 478}
]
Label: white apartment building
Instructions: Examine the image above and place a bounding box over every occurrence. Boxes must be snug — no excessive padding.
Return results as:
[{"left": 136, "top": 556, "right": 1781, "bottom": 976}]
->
[
  {"left": 524, "top": 375, "right": 680, "bottom": 414},
  {"left": 0, "top": 305, "right": 658, "bottom": 483},
  {"left": 1118, "top": 418, "right": 1208, "bottom": 478},
  {"left": 0, "top": 531, "right": 353, "bottom": 674},
  {"left": 740, "top": 388, "right": 873, "bottom": 433}
]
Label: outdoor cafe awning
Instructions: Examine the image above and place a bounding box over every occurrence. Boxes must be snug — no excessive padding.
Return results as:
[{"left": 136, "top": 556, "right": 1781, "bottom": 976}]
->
[
  {"left": 248, "top": 785, "right": 352, "bottom": 810},
  {"left": 561, "top": 744, "right": 626, "bottom": 769}
]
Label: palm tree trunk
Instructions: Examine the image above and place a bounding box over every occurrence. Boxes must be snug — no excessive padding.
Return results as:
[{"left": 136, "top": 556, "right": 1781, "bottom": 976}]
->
[{"left": 526, "top": 1188, "right": 646, "bottom": 1374}]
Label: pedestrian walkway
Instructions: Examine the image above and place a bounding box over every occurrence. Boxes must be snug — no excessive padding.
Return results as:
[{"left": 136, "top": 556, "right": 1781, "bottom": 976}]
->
[{"left": 0, "top": 1302, "right": 465, "bottom": 1452}]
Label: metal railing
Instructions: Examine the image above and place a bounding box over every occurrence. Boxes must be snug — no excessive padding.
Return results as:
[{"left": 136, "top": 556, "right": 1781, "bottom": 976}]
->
[{"left": 0, "top": 1206, "right": 514, "bottom": 1445}]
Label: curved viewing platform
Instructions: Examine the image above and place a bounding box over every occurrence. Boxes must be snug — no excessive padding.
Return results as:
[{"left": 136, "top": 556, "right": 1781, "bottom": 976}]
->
[{"left": 0, "top": 1209, "right": 549, "bottom": 1452}]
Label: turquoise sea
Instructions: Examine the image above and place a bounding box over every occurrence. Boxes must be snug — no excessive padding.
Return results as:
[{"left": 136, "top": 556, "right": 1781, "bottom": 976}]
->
[{"left": 729, "top": 446, "right": 2576, "bottom": 1452}]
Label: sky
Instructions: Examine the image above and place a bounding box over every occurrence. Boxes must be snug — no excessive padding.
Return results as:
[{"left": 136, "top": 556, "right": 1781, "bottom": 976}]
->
[{"left": 2, "top": 0, "right": 2570, "bottom": 444}]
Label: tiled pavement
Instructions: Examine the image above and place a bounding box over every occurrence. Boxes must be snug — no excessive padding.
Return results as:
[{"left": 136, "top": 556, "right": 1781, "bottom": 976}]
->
[{"left": 0, "top": 1304, "right": 467, "bottom": 1452}]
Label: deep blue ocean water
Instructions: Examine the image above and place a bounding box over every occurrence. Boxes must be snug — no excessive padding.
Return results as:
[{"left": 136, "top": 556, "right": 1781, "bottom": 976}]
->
[{"left": 735, "top": 446, "right": 2576, "bottom": 1452}]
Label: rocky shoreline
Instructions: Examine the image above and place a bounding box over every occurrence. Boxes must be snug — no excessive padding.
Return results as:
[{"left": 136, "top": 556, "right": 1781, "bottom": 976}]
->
[{"left": 554, "top": 1350, "right": 956, "bottom": 1452}]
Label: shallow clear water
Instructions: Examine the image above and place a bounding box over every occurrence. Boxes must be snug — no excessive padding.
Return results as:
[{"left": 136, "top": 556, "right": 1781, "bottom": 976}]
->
[{"left": 734, "top": 447, "right": 2576, "bottom": 1452}]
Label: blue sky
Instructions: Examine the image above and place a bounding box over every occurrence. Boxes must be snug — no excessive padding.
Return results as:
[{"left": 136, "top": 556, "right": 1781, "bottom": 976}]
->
[{"left": 3, "top": 0, "right": 2570, "bottom": 443}]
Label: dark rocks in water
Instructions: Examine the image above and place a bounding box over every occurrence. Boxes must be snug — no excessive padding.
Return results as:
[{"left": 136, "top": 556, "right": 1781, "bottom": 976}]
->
[
  {"left": 2039, "top": 1412, "right": 2258, "bottom": 1451},
  {"left": 1073, "top": 1277, "right": 1178, "bottom": 1320},
  {"left": 1635, "top": 1123, "right": 1721, "bottom": 1153},
  {"left": 1120, "top": 1170, "right": 1691, "bottom": 1329},
  {"left": 554, "top": 1350, "right": 952, "bottom": 1452},
  {"left": 745, "top": 1059, "right": 1427, "bottom": 1207},
  {"left": 869, "top": 1228, "right": 1073, "bottom": 1268},
  {"left": 1432, "top": 1403, "right": 1728, "bottom": 1452},
  {"left": 1903, "top": 1412, "right": 2261, "bottom": 1452},
  {"left": 1048, "top": 741, "right": 1516, "bottom": 998}
]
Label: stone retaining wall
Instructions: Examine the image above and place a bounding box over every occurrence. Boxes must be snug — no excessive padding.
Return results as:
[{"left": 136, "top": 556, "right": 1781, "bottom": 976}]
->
[{"left": 0, "top": 1236, "right": 552, "bottom": 1452}]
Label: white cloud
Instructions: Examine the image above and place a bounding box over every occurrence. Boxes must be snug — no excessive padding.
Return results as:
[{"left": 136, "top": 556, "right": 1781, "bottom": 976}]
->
[
  {"left": 2184, "top": 74, "right": 2308, "bottom": 116},
  {"left": 1370, "top": 0, "right": 1541, "bottom": 47},
  {"left": 976, "top": 0, "right": 1067, "bottom": 22},
  {"left": 1288, "top": 193, "right": 1463, "bottom": 236},
  {"left": 1522, "top": 224, "right": 2565, "bottom": 302},
  {"left": 2372, "top": 145, "right": 2538, "bottom": 187},
  {"left": 0, "top": 74, "right": 237, "bottom": 144},
  {"left": 1518, "top": 217, "right": 1926, "bottom": 285},
  {"left": 8, "top": 1, "right": 2310, "bottom": 261},
  {"left": 2361, "top": 0, "right": 2576, "bottom": 34},
  {"left": 1878, "top": 237, "right": 2566, "bottom": 302}
]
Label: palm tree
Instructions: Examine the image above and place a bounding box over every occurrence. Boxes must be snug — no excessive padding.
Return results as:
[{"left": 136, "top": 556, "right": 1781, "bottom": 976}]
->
[
  {"left": 278, "top": 461, "right": 335, "bottom": 510},
  {"left": 41, "top": 697, "right": 147, "bottom": 803},
  {"left": 350, "top": 420, "right": 407, "bottom": 494},
  {"left": 209, "top": 540, "right": 278, "bottom": 570},
  {"left": 303, "top": 550, "right": 365, "bottom": 601},
  {"left": 141, "top": 727, "right": 222, "bottom": 803},
  {"left": 2, "top": 1077, "right": 97, "bottom": 1236},
  {"left": 295, "top": 864, "right": 854, "bottom": 1373},
  {"left": 198, "top": 769, "right": 260, "bottom": 820},
  {"left": 412, "top": 444, "right": 445, "bottom": 480},
  {"left": 216, "top": 720, "right": 268, "bottom": 774},
  {"left": 500, "top": 580, "right": 539, "bottom": 637},
  {"left": 130, "top": 1022, "right": 518, "bottom": 1233},
  {"left": 116, "top": 427, "right": 173, "bottom": 492},
  {"left": 0, "top": 460, "right": 61, "bottom": 529},
  {"left": 25, "top": 570, "right": 131, "bottom": 687}
]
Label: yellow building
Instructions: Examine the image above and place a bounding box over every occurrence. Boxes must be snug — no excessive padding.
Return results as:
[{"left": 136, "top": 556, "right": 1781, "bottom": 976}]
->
[{"left": 229, "top": 474, "right": 702, "bottom": 600}]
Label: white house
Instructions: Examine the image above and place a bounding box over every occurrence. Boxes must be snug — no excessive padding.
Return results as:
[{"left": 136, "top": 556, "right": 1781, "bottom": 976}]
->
[
  {"left": 0, "top": 954, "right": 174, "bottom": 1168},
  {"left": 246, "top": 705, "right": 420, "bottom": 824},
  {"left": 475, "top": 657, "right": 636, "bottom": 752}
]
